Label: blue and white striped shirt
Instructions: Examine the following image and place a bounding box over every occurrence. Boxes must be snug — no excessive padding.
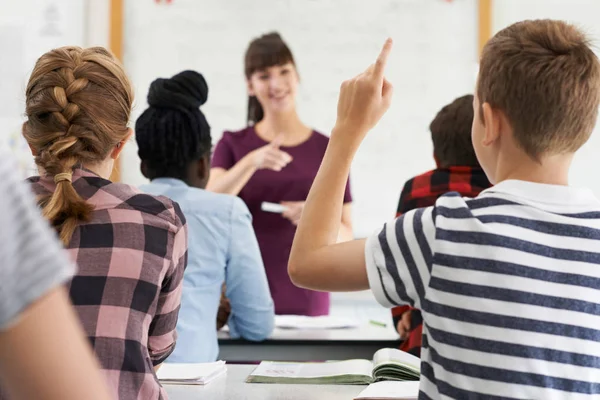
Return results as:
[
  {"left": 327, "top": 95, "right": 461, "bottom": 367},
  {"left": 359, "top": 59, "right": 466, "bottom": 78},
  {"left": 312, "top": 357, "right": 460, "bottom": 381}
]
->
[{"left": 366, "top": 179, "right": 600, "bottom": 399}]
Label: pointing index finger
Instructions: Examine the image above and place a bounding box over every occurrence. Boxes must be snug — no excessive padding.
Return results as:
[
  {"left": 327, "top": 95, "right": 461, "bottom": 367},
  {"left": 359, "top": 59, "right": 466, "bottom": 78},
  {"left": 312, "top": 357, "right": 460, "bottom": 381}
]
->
[{"left": 373, "top": 38, "right": 393, "bottom": 80}]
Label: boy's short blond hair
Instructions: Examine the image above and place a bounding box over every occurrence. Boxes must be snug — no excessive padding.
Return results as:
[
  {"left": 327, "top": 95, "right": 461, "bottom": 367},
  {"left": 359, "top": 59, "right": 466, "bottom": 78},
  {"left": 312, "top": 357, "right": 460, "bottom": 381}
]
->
[{"left": 477, "top": 19, "right": 600, "bottom": 160}]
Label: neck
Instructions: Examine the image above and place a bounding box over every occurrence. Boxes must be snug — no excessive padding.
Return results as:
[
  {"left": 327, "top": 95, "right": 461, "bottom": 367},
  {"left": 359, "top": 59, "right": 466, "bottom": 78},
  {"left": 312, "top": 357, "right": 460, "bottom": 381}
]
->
[
  {"left": 83, "top": 159, "right": 115, "bottom": 180},
  {"left": 257, "top": 110, "right": 308, "bottom": 140},
  {"left": 493, "top": 151, "right": 573, "bottom": 186}
]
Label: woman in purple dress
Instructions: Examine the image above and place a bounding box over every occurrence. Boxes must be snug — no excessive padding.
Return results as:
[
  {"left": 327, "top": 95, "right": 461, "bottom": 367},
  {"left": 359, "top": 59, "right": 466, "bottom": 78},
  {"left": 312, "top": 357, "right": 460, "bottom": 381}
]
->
[{"left": 209, "top": 32, "right": 353, "bottom": 316}]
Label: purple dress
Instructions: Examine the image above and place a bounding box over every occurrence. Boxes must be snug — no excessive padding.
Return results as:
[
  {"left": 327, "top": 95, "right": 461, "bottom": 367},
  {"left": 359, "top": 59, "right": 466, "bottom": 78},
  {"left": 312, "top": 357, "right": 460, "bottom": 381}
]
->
[{"left": 212, "top": 126, "right": 352, "bottom": 316}]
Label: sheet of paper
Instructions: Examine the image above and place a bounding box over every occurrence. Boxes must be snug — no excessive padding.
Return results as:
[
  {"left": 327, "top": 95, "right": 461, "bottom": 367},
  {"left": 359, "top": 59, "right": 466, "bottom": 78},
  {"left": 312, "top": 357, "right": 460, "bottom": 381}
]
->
[
  {"left": 251, "top": 360, "right": 373, "bottom": 379},
  {"left": 355, "top": 381, "right": 420, "bottom": 400},
  {"left": 275, "top": 315, "right": 360, "bottom": 330},
  {"left": 157, "top": 361, "right": 226, "bottom": 381}
]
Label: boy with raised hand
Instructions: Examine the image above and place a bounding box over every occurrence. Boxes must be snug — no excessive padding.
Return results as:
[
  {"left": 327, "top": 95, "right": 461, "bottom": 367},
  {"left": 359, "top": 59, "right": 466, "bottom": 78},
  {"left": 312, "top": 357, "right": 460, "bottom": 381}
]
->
[{"left": 289, "top": 20, "right": 600, "bottom": 399}]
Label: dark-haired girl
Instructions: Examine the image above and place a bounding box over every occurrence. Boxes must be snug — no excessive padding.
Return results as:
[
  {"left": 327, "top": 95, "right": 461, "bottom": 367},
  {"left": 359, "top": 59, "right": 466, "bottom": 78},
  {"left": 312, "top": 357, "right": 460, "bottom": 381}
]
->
[
  {"left": 208, "top": 32, "right": 353, "bottom": 316},
  {"left": 137, "top": 70, "right": 274, "bottom": 363}
]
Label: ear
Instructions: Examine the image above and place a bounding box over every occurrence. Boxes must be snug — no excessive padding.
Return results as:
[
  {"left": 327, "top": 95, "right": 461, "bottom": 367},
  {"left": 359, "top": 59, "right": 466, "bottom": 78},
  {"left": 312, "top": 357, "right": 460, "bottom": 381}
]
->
[
  {"left": 481, "top": 102, "right": 501, "bottom": 147},
  {"left": 111, "top": 128, "right": 133, "bottom": 159},
  {"left": 247, "top": 79, "right": 255, "bottom": 96}
]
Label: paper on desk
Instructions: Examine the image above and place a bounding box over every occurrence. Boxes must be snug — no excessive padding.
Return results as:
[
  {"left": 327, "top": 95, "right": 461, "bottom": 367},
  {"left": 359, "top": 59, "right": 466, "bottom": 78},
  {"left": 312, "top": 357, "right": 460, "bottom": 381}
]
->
[
  {"left": 251, "top": 359, "right": 373, "bottom": 379},
  {"left": 275, "top": 315, "right": 360, "bottom": 330},
  {"left": 157, "top": 361, "right": 226, "bottom": 385},
  {"left": 354, "top": 381, "right": 420, "bottom": 399}
]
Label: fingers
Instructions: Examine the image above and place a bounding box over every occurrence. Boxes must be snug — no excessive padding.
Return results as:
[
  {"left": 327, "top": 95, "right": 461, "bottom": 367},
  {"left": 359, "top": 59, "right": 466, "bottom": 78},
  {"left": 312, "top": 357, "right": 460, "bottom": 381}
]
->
[
  {"left": 372, "top": 38, "right": 393, "bottom": 80},
  {"left": 262, "top": 148, "right": 292, "bottom": 171},
  {"left": 382, "top": 77, "right": 394, "bottom": 106},
  {"left": 271, "top": 133, "right": 285, "bottom": 148}
]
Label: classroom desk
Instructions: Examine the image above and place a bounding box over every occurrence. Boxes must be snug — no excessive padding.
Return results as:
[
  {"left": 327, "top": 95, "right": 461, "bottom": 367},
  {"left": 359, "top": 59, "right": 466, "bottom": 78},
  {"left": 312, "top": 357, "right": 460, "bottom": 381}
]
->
[
  {"left": 165, "top": 364, "right": 365, "bottom": 400},
  {"left": 218, "top": 325, "right": 400, "bottom": 362}
]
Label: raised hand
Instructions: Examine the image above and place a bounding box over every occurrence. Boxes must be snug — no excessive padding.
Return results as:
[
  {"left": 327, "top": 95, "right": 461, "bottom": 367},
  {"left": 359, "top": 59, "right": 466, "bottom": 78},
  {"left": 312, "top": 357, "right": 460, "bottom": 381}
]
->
[{"left": 333, "top": 38, "right": 394, "bottom": 149}]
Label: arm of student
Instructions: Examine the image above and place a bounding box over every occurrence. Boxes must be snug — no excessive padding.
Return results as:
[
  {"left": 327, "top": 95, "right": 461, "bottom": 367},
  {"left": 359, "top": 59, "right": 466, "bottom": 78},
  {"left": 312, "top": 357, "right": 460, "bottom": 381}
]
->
[
  {"left": 288, "top": 38, "right": 394, "bottom": 292},
  {"left": 225, "top": 199, "right": 275, "bottom": 341},
  {"left": 338, "top": 203, "right": 354, "bottom": 242},
  {"left": 0, "top": 287, "right": 112, "bottom": 400},
  {"left": 148, "top": 212, "right": 187, "bottom": 365}
]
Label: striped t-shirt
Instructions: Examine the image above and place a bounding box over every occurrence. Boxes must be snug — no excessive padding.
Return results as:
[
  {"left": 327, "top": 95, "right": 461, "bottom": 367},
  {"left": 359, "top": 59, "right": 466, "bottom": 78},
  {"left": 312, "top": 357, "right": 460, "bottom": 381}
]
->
[{"left": 366, "top": 179, "right": 600, "bottom": 399}]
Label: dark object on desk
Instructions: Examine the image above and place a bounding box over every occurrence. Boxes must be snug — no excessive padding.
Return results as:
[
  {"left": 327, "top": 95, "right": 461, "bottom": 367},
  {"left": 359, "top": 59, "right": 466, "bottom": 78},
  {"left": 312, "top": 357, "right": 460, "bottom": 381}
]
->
[{"left": 217, "top": 285, "right": 231, "bottom": 330}]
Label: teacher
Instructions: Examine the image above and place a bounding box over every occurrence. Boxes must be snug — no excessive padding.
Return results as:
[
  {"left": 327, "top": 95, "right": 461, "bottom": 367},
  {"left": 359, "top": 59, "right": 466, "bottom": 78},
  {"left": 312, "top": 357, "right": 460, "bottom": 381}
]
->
[{"left": 208, "top": 32, "right": 353, "bottom": 316}]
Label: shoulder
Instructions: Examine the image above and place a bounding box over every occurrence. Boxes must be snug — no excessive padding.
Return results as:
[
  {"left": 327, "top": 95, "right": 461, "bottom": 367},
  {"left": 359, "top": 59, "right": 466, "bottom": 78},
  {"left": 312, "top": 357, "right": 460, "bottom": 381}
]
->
[
  {"left": 183, "top": 188, "right": 246, "bottom": 218},
  {"left": 102, "top": 180, "right": 186, "bottom": 232},
  {"left": 310, "top": 130, "right": 330, "bottom": 145},
  {"left": 27, "top": 176, "right": 49, "bottom": 197},
  {"left": 220, "top": 126, "right": 254, "bottom": 143}
]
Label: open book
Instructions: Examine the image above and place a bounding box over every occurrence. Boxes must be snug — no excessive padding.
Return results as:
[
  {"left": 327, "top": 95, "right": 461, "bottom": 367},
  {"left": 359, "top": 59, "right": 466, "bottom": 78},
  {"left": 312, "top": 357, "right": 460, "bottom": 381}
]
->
[
  {"left": 157, "top": 361, "right": 227, "bottom": 385},
  {"left": 246, "top": 348, "right": 419, "bottom": 384}
]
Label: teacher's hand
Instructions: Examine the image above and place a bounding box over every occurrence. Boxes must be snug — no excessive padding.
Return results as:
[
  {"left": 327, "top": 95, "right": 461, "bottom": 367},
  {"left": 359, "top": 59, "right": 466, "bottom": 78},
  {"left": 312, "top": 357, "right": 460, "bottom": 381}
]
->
[
  {"left": 281, "top": 201, "right": 305, "bottom": 226},
  {"left": 249, "top": 134, "right": 293, "bottom": 172}
]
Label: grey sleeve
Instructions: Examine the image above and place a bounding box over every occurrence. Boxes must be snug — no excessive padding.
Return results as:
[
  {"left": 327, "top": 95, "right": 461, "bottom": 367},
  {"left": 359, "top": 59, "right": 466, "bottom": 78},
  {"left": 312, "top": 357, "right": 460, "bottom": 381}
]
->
[{"left": 0, "top": 153, "right": 74, "bottom": 330}]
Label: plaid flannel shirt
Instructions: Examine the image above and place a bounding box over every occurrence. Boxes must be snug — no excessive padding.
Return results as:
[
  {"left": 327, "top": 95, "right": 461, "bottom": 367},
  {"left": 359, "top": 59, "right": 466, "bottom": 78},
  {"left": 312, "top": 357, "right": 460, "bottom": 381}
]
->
[
  {"left": 28, "top": 168, "right": 187, "bottom": 400},
  {"left": 391, "top": 166, "right": 490, "bottom": 356}
]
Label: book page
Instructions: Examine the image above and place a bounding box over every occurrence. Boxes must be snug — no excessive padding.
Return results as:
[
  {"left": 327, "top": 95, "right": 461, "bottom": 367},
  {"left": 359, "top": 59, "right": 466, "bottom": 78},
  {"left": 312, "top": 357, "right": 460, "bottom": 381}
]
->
[
  {"left": 373, "top": 348, "right": 420, "bottom": 371},
  {"left": 355, "top": 381, "right": 420, "bottom": 399},
  {"left": 157, "top": 361, "right": 226, "bottom": 381},
  {"left": 250, "top": 360, "right": 373, "bottom": 379}
]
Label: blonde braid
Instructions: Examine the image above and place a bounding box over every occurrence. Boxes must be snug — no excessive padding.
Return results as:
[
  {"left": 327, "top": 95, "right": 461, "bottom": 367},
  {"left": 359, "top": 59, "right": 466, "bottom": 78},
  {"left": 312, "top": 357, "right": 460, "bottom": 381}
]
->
[{"left": 24, "top": 46, "right": 134, "bottom": 244}]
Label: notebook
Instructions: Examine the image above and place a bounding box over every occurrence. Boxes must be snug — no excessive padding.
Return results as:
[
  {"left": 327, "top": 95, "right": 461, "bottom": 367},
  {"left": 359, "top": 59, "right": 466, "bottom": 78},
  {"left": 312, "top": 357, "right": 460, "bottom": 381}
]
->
[
  {"left": 246, "top": 348, "right": 419, "bottom": 384},
  {"left": 157, "top": 361, "right": 227, "bottom": 385},
  {"left": 354, "top": 381, "right": 420, "bottom": 399},
  {"left": 275, "top": 315, "right": 360, "bottom": 330}
]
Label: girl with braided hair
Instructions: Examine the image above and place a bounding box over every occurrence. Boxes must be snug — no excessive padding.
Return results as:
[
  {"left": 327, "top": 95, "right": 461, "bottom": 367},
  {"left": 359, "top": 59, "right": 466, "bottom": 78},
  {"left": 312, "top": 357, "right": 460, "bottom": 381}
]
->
[
  {"left": 136, "top": 70, "right": 274, "bottom": 363},
  {"left": 23, "top": 46, "right": 187, "bottom": 400}
]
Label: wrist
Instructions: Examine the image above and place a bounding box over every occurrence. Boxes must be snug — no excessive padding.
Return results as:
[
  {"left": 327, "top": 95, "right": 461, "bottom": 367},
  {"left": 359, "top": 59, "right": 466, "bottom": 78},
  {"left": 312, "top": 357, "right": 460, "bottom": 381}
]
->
[
  {"left": 330, "top": 124, "right": 365, "bottom": 154},
  {"left": 242, "top": 152, "right": 259, "bottom": 172}
]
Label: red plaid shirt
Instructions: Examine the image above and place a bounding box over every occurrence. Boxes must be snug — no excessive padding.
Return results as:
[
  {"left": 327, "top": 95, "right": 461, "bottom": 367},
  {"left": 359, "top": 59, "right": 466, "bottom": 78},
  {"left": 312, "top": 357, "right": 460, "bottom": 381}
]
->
[
  {"left": 28, "top": 168, "right": 187, "bottom": 400},
  {"left": 391, "top": 166, "right": 491, "bottom": 356}
]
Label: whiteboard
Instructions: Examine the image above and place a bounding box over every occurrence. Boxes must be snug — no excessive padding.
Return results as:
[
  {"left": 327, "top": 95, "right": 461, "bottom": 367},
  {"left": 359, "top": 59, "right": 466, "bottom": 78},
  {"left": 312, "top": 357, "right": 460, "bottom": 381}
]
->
[{"left": 123, "top": 0, "right": 478, "bottom": 237}]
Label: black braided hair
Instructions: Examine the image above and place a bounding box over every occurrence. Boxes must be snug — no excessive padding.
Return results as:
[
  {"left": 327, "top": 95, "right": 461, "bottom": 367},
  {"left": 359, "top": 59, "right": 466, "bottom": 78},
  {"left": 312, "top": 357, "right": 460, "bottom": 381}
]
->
[{"left": 135, "top": 70, "right": 211, "bottom": 181}]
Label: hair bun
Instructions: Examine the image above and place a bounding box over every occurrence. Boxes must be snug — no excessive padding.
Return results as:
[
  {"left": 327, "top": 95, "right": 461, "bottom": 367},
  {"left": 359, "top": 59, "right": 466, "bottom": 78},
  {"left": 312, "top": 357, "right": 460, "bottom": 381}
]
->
[{"left": 147, "top": 70, "right": 208, "bottom": 110}]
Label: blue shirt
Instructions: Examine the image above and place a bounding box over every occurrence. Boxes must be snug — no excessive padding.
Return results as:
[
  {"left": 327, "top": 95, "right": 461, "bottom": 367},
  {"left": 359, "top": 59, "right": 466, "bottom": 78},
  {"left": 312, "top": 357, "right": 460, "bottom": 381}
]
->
[{"left": 140, "top": 178, "right": 274, "bottom": 362}]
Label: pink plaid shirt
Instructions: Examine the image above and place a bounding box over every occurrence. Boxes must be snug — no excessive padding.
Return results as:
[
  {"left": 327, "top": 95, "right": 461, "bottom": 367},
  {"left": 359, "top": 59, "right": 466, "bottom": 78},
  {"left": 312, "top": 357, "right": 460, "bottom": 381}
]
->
[{"left": 29, "top": 168, "right": 187, "bottom": 400}]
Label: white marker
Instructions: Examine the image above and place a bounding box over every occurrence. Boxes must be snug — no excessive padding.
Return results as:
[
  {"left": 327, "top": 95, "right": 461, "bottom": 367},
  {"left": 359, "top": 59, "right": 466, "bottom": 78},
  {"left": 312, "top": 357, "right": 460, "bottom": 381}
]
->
[{"left": 261, "top": 202, "right": 287, "bottom": 214}]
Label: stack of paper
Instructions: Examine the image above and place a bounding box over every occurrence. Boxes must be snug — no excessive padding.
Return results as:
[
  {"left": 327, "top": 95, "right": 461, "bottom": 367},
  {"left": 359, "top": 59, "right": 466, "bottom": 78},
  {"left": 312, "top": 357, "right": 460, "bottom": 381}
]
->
[
  {"left": 355, "top": 381, "right": 420, "bottom": 399},
  {"left": 275, "top": 315, "right": 360, "bottom": 330},
  {"left": 157, "top": 361, "right": 226, "bottom": 385}
]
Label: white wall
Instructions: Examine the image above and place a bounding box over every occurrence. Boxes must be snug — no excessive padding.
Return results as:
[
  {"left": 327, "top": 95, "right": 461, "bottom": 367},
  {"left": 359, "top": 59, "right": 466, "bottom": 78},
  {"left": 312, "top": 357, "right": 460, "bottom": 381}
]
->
[
  {"left": 0, "top": 0, "right": 108, "bottom": 176},
  {"left": 123, "top": 0, "right": 479, "bottom": 238},
  {"left": 492, "top": 0, "right": 600, "bottom": 198}
]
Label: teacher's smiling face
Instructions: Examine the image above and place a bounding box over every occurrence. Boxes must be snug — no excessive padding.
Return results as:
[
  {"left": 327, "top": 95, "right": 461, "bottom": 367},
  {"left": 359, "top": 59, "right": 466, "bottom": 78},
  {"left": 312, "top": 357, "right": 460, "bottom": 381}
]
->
[{"left": 248, "top": 62, "right": 299, "bottom": 117}]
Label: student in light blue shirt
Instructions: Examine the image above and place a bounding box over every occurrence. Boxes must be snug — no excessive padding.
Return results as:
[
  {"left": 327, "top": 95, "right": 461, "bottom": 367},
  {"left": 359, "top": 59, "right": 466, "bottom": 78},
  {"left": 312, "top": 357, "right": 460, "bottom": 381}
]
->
[{"left": 136, "top": 70, "right": 274, "bottom": 362}]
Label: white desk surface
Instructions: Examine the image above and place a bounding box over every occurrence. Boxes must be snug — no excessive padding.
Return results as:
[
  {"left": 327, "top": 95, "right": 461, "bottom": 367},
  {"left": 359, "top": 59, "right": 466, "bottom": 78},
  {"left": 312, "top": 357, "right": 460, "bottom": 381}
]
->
[
  {"left": 218, "top": 324, "right": 399, "bottom": 341},
  {"left": 165, "top": 365, "right": 365, "bottom": 400}
]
